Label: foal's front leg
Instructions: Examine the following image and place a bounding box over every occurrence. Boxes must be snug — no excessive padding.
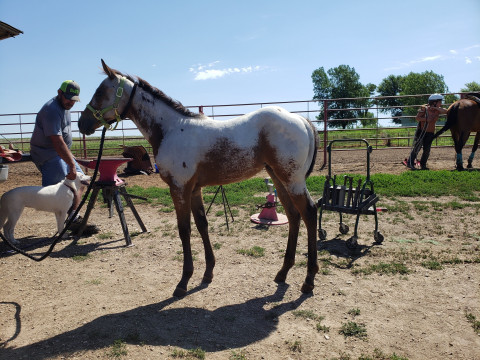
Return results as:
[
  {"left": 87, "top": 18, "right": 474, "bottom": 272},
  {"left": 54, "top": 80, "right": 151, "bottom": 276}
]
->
[
  {"left": 191, "top": 188, "right": 215, "bottom": 283},
  {"left": 171, "top": 188, "right": 194, "bottom": 297}
]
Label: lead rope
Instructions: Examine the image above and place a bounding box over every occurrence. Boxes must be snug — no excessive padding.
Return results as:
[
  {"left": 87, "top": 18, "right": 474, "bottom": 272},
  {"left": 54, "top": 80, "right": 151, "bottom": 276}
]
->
[
  {"left": 408, "top": 107, "right": 429, "bottom": 167},
  {"left": 0, "top": 127, "right": 108, "bottom": 261}
]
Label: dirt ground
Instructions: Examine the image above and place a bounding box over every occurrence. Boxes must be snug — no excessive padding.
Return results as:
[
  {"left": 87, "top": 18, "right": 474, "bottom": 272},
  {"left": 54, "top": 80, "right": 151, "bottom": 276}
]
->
[{"left": 1, "top": 147, "right": 479, "bottom": 360}]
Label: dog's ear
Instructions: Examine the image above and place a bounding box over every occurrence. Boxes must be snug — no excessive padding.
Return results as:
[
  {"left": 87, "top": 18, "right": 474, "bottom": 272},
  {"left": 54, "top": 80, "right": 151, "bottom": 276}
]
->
[{"left": 80, "top": 174, "right": 91, "bottom": 186}]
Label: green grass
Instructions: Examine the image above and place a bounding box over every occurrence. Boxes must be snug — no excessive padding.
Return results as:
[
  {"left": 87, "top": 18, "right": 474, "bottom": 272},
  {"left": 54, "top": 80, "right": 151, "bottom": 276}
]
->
[
  {"left": 106, "top": 339, "right": 127, "bottom": 358},
  {"left": 421, "top": 260, "right": 443, "bottom": 270},
  {"left": 236, "top": 246, "right": 265, "bottom": 257},
  {"left": 123, "top": 170, "right": 480, "bottom": 210},
  {"left": 340, "top": 321, "right": 367, "bottom": 339},
  {"left": 171, "top": 347, "right": 205, "bottom": 359},
  {"left": 465, "top": 312, "right": 480, "bottom": 334},
  {"left": 292, "top": 309, "right": 324, "bottom": 321},
  {"left": 71, "top": 254, "right": 91, "bottom": 261},
  {"left": 285, "top": 340, "right": 302, "bottom": 352}
]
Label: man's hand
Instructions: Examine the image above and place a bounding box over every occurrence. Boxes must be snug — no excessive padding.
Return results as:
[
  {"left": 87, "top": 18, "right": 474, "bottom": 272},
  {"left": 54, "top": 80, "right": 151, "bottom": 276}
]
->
[
  {"left": 50, "top": 135, "right": 77, "bottom": 179},
  {"left": 66, "top": 170, "right": 77, "bottom": 180}
]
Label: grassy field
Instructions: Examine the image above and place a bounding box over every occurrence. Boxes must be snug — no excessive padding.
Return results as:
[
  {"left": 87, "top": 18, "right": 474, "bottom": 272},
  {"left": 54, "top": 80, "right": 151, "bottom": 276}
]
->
[{"left": 122, "top": 170, "right": 480, "bottom": 215}]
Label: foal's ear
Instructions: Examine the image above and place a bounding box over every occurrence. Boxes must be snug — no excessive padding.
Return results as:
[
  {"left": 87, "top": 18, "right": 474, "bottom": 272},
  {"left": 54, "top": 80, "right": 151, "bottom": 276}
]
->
[{"left": 101, "top": 59, "right": 115, "bottom": 79}]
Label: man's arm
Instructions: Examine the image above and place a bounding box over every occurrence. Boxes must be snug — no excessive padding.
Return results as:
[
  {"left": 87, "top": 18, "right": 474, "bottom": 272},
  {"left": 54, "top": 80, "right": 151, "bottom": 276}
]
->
[
  {"left": 50, "top": 135, "right": 77, "bottom": 180},
  {"left": 415, "top": 106, "right": 426, "bottom": 121}
]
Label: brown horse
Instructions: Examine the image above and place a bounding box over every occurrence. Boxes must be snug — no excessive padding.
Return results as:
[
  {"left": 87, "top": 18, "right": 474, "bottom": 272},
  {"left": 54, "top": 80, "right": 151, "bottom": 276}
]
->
[
  {"left": 434, "top": 94, "right": 480, "bottom": 170},
  {"left": 78, "top": 60, "right": 319, "bottom": 297}
]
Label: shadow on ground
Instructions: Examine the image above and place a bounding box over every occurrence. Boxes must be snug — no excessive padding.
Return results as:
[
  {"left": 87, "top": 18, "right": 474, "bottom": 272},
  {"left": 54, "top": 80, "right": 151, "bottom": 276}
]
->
[{"left": 1, "top": 284, "right": 311, "bottom": 359}]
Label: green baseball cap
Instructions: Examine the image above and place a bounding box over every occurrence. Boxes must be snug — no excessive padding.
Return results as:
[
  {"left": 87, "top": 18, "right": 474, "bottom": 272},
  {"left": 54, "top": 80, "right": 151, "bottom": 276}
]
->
[{"left": 59, "top": 80, "right": 81, "bottom": 101}]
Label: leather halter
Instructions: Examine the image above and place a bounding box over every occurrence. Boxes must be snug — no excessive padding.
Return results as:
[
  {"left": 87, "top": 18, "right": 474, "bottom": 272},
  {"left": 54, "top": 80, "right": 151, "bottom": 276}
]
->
[{"left": 86, "top": 77, "right": 138, "bottom": 130}]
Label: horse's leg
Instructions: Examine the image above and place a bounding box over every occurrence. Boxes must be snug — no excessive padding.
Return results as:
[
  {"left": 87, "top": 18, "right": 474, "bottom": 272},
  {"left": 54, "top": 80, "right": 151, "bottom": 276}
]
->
[
  {"left": 291, "top": 192, "right": 319, "bottom": 293},
  {"left": 452, "top": 129, "right": 465, "bottom": 170},
  {"left": 455, "top": 131, "right": 471, "bottom": 171},
  {"left": 266, "top": 168, "right": 301, "bottom": 284},
  {"left": 467, "top": 132, "right": 480, "bottom": 169},
  {"left": 267, "top": 168, "right": 319, "bottom": 293},
  {"left": 170, "top": 186, "right": 194, "bottom": 297},
  {"left": 191, "top": 187, "right": 215, "bottom": 283}
]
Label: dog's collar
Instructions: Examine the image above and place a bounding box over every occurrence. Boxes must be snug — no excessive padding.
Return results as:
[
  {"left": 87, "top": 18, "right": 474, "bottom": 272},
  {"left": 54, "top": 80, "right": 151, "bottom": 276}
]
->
[{"left": 64, "top": 183, "right": 77, "bottom": 216}]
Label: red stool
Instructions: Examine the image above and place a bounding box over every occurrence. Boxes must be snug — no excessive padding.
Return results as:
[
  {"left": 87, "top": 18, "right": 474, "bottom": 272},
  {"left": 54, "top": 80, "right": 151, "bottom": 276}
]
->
[{"left": 76, "top": 158, "right": 148, "bottom": 246}]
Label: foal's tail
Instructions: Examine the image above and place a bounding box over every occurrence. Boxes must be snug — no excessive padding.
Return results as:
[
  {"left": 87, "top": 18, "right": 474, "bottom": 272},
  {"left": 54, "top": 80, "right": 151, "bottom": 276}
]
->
[
  {"left": 433, "top": 102, "right": 458, "bottom": 139},
  {"left": 305, "top": 119, "right": 319, "bottom": 178}
]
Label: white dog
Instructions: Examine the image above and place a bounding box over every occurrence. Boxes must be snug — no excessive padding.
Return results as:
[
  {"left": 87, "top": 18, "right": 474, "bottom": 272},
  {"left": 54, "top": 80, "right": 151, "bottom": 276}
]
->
[{"left": 0, "top": 172, "right": 90, "bottom": 246}]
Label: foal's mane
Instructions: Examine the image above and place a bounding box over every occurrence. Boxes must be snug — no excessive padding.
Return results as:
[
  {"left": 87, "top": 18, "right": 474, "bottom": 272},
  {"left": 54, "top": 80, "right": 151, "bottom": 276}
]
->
[{"left": 105, "top": 67, "right": 203, "bottom": 118}]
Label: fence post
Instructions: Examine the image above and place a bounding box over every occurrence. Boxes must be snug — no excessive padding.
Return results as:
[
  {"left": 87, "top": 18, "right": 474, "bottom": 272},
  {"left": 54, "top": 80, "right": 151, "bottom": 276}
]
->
[
  {"left": 321, "top": 99, "right": 328, "bottom": 169},
  {"left": 82, "top": 133, "right": 87, "bottom": 159}
]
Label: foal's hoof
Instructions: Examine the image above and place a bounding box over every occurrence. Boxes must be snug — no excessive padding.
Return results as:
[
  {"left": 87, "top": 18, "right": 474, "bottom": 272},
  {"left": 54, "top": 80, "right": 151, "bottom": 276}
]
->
[
  {"left": 301, "top": 282, "right": 314, "bottom": 294},
  {"left": 202, "top": 275, "right": 213, "bottom": 284},
  {"left": 274, "top": 272, "right": 287, "bottom": 283},
  {"left": 173, "top": 286, "right": 187, "bottom": 297}
]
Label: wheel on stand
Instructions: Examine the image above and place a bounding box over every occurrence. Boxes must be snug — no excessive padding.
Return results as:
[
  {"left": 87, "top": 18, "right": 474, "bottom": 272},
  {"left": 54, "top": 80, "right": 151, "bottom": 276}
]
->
[
  {"left": 374, "top": 231, "right": 384, "bottom": 244},
  {"left": 346, "top": 236, "right": 358, "bottom": 249},
  {"left": 318, "top": 229, "right": 327, "bottom": 241},
  {"left": 339, "top": 223, "right": 349, "bottom": 234}
]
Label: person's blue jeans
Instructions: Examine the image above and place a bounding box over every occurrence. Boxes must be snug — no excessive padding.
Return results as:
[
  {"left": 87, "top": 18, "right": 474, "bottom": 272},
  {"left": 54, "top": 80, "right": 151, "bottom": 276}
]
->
[{"left": 38, "top": 155, "right": 84, "bottom": 186}]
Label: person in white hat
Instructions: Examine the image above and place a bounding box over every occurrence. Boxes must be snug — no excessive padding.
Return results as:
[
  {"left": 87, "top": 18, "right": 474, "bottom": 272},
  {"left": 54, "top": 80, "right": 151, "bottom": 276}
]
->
[{"left": 405, "top": 94, "right": 448, "bottom": 170}]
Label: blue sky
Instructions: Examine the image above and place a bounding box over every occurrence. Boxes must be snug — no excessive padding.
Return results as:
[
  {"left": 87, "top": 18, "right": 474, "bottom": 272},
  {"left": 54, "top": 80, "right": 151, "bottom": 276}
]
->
[{"left": 1, "top": 0, "right": 479, "bottom": 117}]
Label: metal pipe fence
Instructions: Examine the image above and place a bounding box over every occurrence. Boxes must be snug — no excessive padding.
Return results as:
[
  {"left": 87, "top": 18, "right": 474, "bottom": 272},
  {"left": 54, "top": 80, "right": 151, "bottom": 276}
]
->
[{"left": 1, "top": 93, "right": 473, "bottom": 167}]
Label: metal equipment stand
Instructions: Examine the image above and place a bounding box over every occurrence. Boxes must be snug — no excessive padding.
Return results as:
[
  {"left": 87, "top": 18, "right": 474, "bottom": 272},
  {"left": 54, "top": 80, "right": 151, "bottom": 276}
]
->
[
  {"left": 317, "top": 139, "right": 384, "bottom": 249},
  {"left": 76, "top": 158, "right": 148, "bottom": 246},
  {"left": 206, "top": 185, "right": 234, "bottom": 230},
  {"left": 75, "top": 181, "right": 147, "bottom": 246}
]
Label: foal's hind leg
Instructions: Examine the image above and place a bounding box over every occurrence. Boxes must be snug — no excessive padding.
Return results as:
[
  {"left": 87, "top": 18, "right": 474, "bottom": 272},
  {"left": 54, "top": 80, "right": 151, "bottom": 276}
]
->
[
  {"left": 267, "top": 170, "right": 301, "bottom": 283},
  {"left": 290, "top": 191, "right": 319, "bottom": 293},
  {"left": 267, "top": 168, "right": 318, "bottom": 293},
  {"left": 191, "top": 187, "right": 215, "bottom": 283},
  {"left": 467, "top": 132, "right": 480, "bottom": 169}
]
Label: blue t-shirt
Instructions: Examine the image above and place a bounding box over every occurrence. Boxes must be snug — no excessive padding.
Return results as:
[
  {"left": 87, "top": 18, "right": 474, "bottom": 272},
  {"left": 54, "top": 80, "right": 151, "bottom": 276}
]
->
[{"left": 30, "top": 97, "right": 73, "bottom": 166}]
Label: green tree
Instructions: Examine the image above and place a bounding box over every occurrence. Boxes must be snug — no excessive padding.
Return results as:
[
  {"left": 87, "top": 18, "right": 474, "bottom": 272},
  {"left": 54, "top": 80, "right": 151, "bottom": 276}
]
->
[
  {"left": 376, "top": 75, "right": 404, "bottom": 120},
  {"left": 376, "top": 71, "right": 450, "bottom": 124},
  {"left": 312, "top": 65, "right": 376, "bottom": 129},
  {"left": 461, "top": 81, "right": 480, "bottom": 93}
]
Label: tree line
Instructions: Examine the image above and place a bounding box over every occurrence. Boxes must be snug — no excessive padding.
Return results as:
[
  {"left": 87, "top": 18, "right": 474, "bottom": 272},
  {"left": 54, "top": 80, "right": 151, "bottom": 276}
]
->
[{"left": 312, "top": 65, "right": 480, "bottom": 129}]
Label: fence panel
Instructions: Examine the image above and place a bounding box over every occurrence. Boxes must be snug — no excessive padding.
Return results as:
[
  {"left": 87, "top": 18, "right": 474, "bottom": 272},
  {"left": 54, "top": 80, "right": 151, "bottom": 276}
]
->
[{"left": 1, "top": 94, "right": 473, "bottom": 166}]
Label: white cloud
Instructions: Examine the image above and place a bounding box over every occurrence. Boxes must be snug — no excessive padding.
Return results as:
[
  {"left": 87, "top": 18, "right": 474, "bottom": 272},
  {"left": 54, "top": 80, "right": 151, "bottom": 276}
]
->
[
  {"left": 383, "top": 43, "right": 480, "bottom": 72},
  {"left": 190, "top": 62, "right": 264, "bottom": 80},
  {"left": 464, "top": 44, "right": 480, "bottom": 51},
  {"left": 416, "top": 55, "right": 442, "bottom": 63}
]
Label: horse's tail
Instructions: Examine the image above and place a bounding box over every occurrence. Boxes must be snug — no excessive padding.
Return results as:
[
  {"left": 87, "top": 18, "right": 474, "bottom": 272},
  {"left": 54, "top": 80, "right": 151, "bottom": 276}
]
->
[
  {"left": 433, "top": 102, "right": 459, "bottom": 139},
  {"left": 305, "top": 119, "right": 318, "bottom": 178}
]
